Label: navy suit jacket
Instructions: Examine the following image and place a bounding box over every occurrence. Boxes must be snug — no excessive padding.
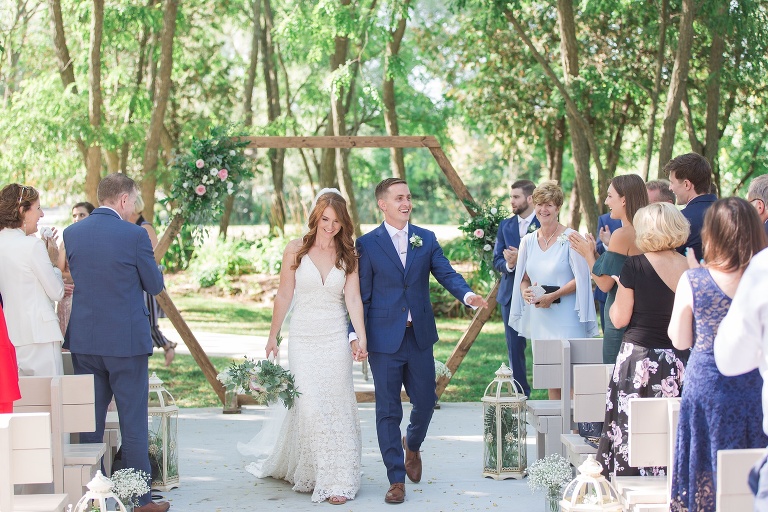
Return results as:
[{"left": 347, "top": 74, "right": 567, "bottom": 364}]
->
[
  {"left": 594, "top": 213, "right": 622, "bottom": 303},
  {"left": 356, "top": 223, "right": 471, "bottom": 354},
  {"left": 677, "top": 193, "right": 717, "bottom": 261},
  {"left": 63, "top": 208, "right": 164, "bottom": 357},
  {"left": 493, "top": 215, "right": 540, "bottom": 307}
]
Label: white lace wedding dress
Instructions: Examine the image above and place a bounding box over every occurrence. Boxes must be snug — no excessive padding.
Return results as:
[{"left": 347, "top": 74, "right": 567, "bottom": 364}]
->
[{"left": 238, "top": 256, "right": 362, "bottom": 502}]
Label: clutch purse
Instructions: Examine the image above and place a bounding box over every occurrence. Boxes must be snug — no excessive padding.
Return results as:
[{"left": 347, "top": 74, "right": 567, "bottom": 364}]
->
[{"left": 541, "top": 285, "right": 561, "bottom": 303}]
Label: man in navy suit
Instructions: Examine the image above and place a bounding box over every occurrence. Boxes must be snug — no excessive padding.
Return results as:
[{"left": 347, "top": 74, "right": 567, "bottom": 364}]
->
[
  {"left": 492, "top": 179, "right": 538, "bottom": 397},
  {"left": 64, "top": 174, "right": 168, "bottom": 512},
  {"left": 354, "top": 178, "right": 487, "bottom": 504},
  {"left": 665, "top": 153, "right": 717, "bottom": 261}
]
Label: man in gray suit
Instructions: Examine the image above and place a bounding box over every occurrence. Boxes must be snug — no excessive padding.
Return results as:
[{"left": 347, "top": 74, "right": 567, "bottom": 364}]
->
[{"left": 64, "top": 173, "right": 168, "bottom": 512}]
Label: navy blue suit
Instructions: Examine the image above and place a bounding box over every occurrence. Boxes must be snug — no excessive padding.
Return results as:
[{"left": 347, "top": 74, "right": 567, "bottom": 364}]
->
[
  {"left": 594, "top": 213, "right": 622, "bottom": 330},
  {"left": 357, "top": 223, "right": 471, "bottom": 484},
  {"left": 677, "top": 194, "right": 717, "bottom": 261},
  {"left": 492, "top": 215, "right": 539, "bottom": 396},
  {"left": 63, "top": 207, "right": 164, "bottom": 506}
]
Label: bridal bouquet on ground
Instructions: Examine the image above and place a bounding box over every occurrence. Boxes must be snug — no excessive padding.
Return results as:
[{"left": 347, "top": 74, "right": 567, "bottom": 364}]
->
[{"left": 217, "top": 349, "right": 300, "bottom": 410}]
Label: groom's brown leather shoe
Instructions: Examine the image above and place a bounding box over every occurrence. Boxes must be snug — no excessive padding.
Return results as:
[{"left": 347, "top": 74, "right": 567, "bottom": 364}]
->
[
  {"left": 135, "top": 502, "right": 170, "bottom": 512},
  {"left": 402, "top": 436, "right": 422, "bottom": 483},
  {"left": 385, "top": 482, "right": 406, "bottom": 504}
]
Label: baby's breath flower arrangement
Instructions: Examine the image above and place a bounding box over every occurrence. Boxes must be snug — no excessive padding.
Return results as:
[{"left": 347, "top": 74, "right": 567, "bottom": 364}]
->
[
  {"left": 434, "top": 359, "right": 452, "bottom": 381},
  {"left": 459, "top": 199, "right": 508, "bottom": 280},
  {"left": 528, "top": 453, "right": 573, "bottom": 508},
  {"left": 166, "top": 125, "right": 253, "bottom": 225},
  {"left": 109, "top": 468, "right": 151, "bottom": 508}
]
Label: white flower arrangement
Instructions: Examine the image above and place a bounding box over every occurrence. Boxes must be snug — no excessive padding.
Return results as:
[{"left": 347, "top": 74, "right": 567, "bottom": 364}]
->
[
  {"left": 557, "top": 233, "right": 569, "bottom": 245},
  {"left": 527, "top": 453, "right": 572, "bottom": 497},
  {"left": 434, "top": 359, "right": 452, "bottom": 381},
  {"left": 528, "top": 223, "right": 538, "bottom": 233},
  {"left": 409, "top": 234, "right": 423, "bottom": 248},
  {"left": 110, "top": 468, "right": 151, "bottom": 508}
]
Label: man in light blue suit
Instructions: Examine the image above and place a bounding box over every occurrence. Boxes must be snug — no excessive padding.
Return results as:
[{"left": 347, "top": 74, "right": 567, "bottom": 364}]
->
[
  {"left": 354, "top": 178, "right": 487, "bottom": 504},
  {"left": 64, "top": 174, "right": 168, "bottom": 512},
  {"left": 492, "top": 179, "right": 538, "bottom": 397}
]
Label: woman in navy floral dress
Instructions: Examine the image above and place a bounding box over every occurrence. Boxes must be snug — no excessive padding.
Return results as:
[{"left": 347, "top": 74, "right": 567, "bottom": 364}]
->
[
  {"left": 669, "top": 198, "right": 768, "bottom": 512},
  {"left": 596, "top": 202, "right": 691, "bottom": 477}
]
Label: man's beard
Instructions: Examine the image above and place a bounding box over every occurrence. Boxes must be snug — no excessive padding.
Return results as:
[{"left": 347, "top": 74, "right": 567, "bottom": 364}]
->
[{"left": 513, "top": 204, "right": 527, "bottom": 215}]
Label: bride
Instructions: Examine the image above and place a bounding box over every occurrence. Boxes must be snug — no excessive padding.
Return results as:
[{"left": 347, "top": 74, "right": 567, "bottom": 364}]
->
[{"left": 238, "top": 189, "right": 368, "bottom": 505}]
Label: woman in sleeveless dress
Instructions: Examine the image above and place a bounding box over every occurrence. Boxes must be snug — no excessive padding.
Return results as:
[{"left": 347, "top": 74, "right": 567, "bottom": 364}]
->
[
  {"left": 509, "top": 181, "right": 598, "bottom": 400},
  {"left": 56, "top": 201, "right": 94, "bottom": 336},
  {"left": 595, "top": 202, "right": 691, "bottom": 477},
  {"left": 669, "top": 198, "right": 768, "bottom": 512},
  {"left": 569, "top": 175, "right": 647, "bottom": 365},
  {"left": 239, "top": 189, "right": 367, "bottom": 505}
]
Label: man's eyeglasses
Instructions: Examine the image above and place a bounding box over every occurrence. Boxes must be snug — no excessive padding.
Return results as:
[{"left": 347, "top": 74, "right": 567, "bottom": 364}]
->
[{"left": 750, "top": 198, "right": 765, "bottom": 207}]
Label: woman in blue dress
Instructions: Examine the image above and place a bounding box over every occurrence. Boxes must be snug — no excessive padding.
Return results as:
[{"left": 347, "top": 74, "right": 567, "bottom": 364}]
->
[
  {"left": 668, "top": 197, "right": 768, "bottom": 512},
  {"left": 509, "top": 180, "right": 598, "bottom": 400}
]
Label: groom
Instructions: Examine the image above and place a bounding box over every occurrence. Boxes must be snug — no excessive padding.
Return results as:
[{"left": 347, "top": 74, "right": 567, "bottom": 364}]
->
[{"left": 353, "top": 178, "right": 487, "bottom": 504}]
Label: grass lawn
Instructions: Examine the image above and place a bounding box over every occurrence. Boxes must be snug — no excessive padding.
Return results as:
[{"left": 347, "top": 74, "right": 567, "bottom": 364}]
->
[{"left": 153, "top": 295, "right": 547, "bottom": 407}]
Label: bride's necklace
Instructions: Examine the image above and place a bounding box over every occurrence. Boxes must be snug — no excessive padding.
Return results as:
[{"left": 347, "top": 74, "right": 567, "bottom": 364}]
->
[{"left": 540, "top": 227, "right": 559, "bottom": 247}]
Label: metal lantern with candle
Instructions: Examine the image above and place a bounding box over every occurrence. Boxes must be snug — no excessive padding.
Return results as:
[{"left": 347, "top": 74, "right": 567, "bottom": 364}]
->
[
  {"left": 560, "top": 455, "right": 623, "bottom": 511},
  {"left": 481, "top": 363, "right": 527, "bottom": 479},
  {"left": 72, "top": 471, "right": 128, "bottom": 512},
  {"left": 148, "top": 372, "right": 179, "bottom": 491}
]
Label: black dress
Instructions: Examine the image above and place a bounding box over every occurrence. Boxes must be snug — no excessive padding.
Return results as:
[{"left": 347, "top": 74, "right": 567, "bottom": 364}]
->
[{"left": 596, "top": 254, "right": 689, "bottom": 477}]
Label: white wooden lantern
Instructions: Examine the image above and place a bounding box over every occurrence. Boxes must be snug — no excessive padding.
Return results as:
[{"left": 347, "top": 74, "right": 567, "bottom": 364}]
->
[
  {"left": 560, "top": 455, "right": 623, "bottom": 511},
  {"left": 72, "top": 471, "right": 128, "bottom": 512},
  {"left": 481, "top": 363, "right": 527, "bottom": 479},
  {"left": 148, "top": 373, "right": 179, "bottom": 491}
]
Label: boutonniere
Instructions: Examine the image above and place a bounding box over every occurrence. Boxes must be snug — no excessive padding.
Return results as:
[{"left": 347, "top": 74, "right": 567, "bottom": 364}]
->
[
  {"left": 528, "top": 223, "right": 538, "bottom": 234},
  {"left": 409, "top": 234, "right": 423, "bottom": 248}
]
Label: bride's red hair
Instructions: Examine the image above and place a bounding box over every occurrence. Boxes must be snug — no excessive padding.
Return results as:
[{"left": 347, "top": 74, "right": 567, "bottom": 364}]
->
[{"left": 292, "top": 192, "right": 358, "bottom": 274}]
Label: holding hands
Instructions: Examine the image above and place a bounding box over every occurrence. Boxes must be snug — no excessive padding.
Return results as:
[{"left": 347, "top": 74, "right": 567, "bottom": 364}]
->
[{"left": 350, "top": 339, "right": 368, "bottom": 362}]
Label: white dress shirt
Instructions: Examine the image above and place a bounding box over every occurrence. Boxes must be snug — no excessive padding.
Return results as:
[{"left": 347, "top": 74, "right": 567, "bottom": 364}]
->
[
  {"left": 517, "top": 211, "right": 537, "bottom": 239},
  {"left": 714, "top": 247, "right": 768, "bottom": 434}
]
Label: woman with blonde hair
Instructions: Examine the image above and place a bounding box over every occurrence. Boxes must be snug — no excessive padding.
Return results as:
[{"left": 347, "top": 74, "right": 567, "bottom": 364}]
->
[
  {"left": 669, "top": 198, "right": 768, "bottom": 511},
  {"left": 596, "top": 202, "right": 690, "bottom": 477},
  {"left": 239, "top": 189, "right": 366, "bottom": 505},
  {"left": 509, "top": 180, "right": 598, "bottom": 399}
]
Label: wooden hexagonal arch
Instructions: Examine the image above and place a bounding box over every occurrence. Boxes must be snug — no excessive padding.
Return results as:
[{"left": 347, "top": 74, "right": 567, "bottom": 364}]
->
[{"left": 155, "top": 136, "right": 500, "bottom": 404}]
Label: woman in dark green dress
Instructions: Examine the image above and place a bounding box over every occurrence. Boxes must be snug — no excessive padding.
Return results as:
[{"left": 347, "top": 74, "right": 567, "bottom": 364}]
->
[{"left": 569, "top": 174, "right": 648, "bottom": 364}]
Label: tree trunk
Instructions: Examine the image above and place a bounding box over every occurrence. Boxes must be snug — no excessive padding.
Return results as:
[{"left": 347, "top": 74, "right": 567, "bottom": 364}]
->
[
  {"left": 704, "top": 8, "right": 726, "bottom": 193},
  {"left": 641, "top": 0, "right": 668, "bottom": 180},
  {"left": 85, "top": 0, "right": 104, "bottom": 202},
  {"left": 603, "top": 93, "right": 632, "bottom": 208},
  {"left": 546, "top": 117, "right": 565, "bottom": 182},
  {"left": 568, "top": 181, "right": 581, "bottom": 230},
  {"left": 319, "top": 0, "right": 351, "bottom": 189},
  {"left": 47, "top": 0, "right": 90, "bottom": 195},
  {"left": 383, "top": 1, "right": 409, "bottom": 180},
  {"left": 261, "top": 0, "right": 285, "bottom": 233},
  {"left": 243, "top": 0, "right": 261, "bottom": 128},
  {"left": 657, "top": 0, "right": 695, "bottom": 175},
  {"left": 141, "top": 0, "right": 179, "bottom": 224},
  {"left": 556, "top": 0, "right": 597, "bottom": 234}
]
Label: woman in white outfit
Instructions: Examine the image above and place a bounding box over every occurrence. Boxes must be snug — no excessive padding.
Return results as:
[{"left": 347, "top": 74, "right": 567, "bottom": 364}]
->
[
  {"left": 0, "top": 184, "right": 69, "bottom": 375},
  {"left": 239, "top": 189, "right": 367, "bottom": 505}
]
